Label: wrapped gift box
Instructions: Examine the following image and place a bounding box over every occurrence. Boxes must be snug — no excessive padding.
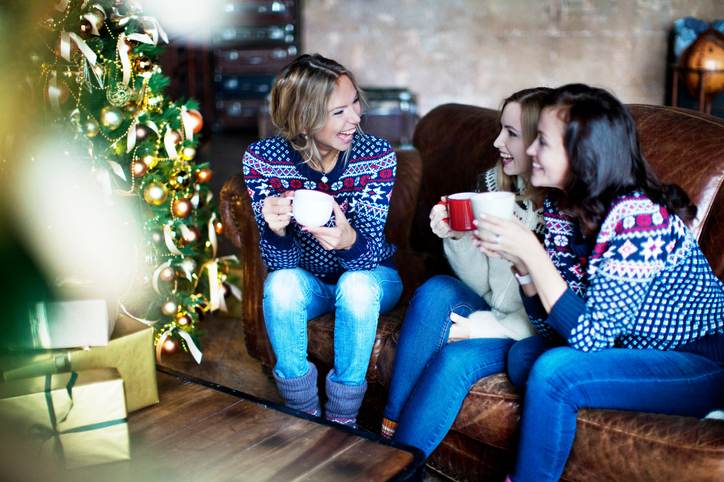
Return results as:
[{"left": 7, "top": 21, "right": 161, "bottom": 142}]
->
[
  {"left": 0, "top": 368, "right": 130, "bottom": 469},
  {"left": 1, "top": 314, "right": 159, "bottom": 412},
  {"left": 22, "top": 299, "right": 116, "bottom": 349}
]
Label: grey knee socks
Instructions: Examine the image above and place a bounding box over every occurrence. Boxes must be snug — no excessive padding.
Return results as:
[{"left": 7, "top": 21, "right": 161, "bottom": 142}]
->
[
  {"left": 324, "top": 370, "right": 367, "bottom": 426},
  {"left": 273, "top": 362, "right": 321, "bottom": 416}
]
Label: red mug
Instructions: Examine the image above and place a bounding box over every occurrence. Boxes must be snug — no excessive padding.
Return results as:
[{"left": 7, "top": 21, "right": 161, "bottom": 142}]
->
[{"left": 444, "top": 192, "right": 476, "bottom": 231}]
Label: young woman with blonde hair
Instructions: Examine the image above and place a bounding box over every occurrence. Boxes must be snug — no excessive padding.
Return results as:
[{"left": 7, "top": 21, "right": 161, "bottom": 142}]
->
[
  {"left": 381, "top": 88, "right": 550, "bottom": 454},
  {"left": 242, "top": 54, "right": 402, "bottom": 426}
]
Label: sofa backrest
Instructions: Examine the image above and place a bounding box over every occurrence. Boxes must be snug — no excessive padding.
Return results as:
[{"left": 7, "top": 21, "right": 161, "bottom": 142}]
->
[{"left": 411, "top": 103, "right": 724, "bottom": 278}]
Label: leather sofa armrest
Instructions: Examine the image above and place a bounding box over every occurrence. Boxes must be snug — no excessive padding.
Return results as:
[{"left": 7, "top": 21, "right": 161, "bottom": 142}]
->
[{"left": 220, "top": 175, "right": 275, "bottom": 367}]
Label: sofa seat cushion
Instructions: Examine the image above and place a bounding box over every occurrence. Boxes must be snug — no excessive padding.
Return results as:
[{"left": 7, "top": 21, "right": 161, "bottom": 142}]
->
[
  {"left": 451, "top": 374, "right": 521, "bottom": 449},
  {"left": 446, "top": 375, "right": 724, "bottom": 482}
]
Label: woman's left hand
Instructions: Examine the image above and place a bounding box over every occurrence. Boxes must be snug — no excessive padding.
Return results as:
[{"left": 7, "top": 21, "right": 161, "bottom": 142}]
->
[{"left": 303, "top": 201, "right": 357, "bottom": 250}]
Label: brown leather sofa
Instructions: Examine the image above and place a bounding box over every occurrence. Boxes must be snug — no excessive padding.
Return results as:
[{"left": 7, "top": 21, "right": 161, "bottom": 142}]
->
[{"left": 220, "top": 103, "right": 724, "bottom": 481}]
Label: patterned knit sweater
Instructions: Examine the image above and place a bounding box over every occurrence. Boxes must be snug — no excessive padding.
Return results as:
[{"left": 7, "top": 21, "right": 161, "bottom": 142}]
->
[
  {"left": 242, "top": 133, "right": 397, "bottom": 282},
  {"left": 524, "top": 192, "right": 724, "bottom": 351}
]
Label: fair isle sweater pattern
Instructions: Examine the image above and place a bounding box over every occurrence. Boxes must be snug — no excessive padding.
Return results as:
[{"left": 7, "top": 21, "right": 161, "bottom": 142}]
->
[
  {"left": 242, "top": 134, "right": 397, "bottom": 282},
  {"left": 529, "top": 192, "right": 724, "bottom": 351}
]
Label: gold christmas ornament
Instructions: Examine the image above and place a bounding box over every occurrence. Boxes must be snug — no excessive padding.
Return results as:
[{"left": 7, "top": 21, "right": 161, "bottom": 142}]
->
[
  {"left": 214, "top": 220, "right": 224, "bottom": 235},
  {"left": 196, "top": 168, "right": 212, "bottom": 183},
  {"left": 131, "top": 161, "right": 147, "bottom": 177},
  {"left": 99, "top": 106, "right": 124, "bottom": 130},
  {"left": 143, "top": 182, "right": 168, "bottom": 206},
  {"left": 84, "top": 118, "right": 100, "bottom": 137},
  {"left": 159, "top": 266, "right": 176, "bottom": 282},
  {"left": 181, "top": 146, "right": 196, "bottom": 160},
  {"left": 186, "top": 109, "right": 204, "bottom": 134},
  {"left": 172, "top": 198, "right": 192, "bottom": 218},
  {"left": 169, "top": 168, "right": 191, "bottom": 189},
  {"left": 106, "top": 82, "right": 133, "bottom": 107},
  {"left": 176, "top": 312, "right": 191, "bottom": 326},
  {"left": 161, "top": 300, "right": 178, "bottom": 316}
]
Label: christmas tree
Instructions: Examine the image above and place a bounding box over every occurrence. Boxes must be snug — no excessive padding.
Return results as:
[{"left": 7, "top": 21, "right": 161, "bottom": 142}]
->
[{"left": 38, "top": 0, "right": 238, "bottom": 362}]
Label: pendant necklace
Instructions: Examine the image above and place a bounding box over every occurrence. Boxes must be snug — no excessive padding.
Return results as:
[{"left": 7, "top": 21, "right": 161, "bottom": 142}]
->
[{"left": 319, "top": 158, "right": 334, "bottom": 184}]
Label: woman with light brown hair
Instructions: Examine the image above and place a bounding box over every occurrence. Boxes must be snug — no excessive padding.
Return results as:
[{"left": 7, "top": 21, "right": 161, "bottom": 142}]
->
[
  {"left": 382, "top": 88, "right": 550, "bottom": 453},
  {"left": 241, "top": 54, "right": 402, "bottom": 426}
]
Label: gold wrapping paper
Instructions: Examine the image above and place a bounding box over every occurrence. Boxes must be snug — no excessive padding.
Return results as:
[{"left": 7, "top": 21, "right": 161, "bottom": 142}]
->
[
  {"left": 1, "top": 314, "right": 158, "bottom": 412},
  {"left": 0, "top": 368, "right": 130, "bottom": 469}
]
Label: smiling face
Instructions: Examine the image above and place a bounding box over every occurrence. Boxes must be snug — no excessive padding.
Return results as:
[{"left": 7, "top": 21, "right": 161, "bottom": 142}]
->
[
  {"left": 526, "top": 106, "right": 571, "bottom": 190},
  {"left": 493, "top": 101, "right": 531, "bottom": 178},
  {"left": 312, "top": 75, "right": 361, "bottom": 159}
]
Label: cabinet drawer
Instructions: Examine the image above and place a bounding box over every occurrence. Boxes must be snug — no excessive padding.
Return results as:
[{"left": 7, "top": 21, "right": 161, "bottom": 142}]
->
[
  {"left": 213, "top": 24, "right": 296, "bottom": 47},
  {"left": 215, "top": 74, "right": 276, "bottom": 99},
  {"left": 215, "top": 46, "right": 297, "bottom": 74},
  {"left": 221, "top": 0, "right": 296, "bottom": 25}
]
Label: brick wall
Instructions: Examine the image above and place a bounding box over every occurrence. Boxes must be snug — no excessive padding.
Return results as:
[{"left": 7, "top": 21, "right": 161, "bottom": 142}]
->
[{"left": 304, "top": 0, "right": 722, "bottom": 114}]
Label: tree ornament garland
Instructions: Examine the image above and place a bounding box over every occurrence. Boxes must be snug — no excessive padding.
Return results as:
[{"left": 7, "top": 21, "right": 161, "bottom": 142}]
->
[{"left": 39, "top": 0, "right": 239, "bottom": 363}]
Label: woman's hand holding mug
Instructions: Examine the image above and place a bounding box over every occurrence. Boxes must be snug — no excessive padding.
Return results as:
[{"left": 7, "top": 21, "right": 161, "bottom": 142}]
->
[
  {"left": 430, "top": 197, "right": 454, "bottom": 239},
  {"left": 430, "top": 196, "right": 470, "bottom": 240},
  {"left": 303, "top": 201, "right": 357, "bottom": 250},
  {"left": 262, "top": 191, "right": 294, "bottom": 236}
]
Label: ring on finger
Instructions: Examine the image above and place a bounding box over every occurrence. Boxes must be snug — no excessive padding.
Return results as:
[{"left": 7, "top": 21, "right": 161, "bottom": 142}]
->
[{"left": 495, "top": 234, "right": 501, "bottom": 244}]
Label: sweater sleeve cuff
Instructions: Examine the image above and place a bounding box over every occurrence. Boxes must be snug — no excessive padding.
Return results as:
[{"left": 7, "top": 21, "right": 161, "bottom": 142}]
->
[
  {"left": 521, "top": 290, "right": 546, "bottom": 320},
  {"left": 262, "top": 224, "right": 295, "bottom": 249},
  {"left": 336, "top": 229, "right": 368, "bottom": 260},
  {"left": 547, "top": 288, "right": 586, "bottom": 338}
]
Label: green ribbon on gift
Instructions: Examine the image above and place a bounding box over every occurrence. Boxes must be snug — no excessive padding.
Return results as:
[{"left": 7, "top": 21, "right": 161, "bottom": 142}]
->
[{"left": 30, "top": 372, "right": 127, "bottom": 464}]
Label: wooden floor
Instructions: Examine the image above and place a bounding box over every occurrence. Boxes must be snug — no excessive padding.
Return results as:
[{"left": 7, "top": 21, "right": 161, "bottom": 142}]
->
[{"left": 64, "top": 370, "right": 421, "bottom": 482}]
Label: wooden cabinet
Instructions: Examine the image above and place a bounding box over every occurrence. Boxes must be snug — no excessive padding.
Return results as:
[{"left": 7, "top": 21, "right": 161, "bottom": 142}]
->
[{"left": 212, "top": 0, "right": 301, "bottom": 131}]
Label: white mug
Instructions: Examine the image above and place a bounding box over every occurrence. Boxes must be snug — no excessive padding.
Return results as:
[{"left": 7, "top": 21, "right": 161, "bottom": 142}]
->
[
  {"left": 471, "top": 192, "right": 515, "bottom": 238},
  {"left": 292, "top": 189, "right": 334, "bottom": 227}
]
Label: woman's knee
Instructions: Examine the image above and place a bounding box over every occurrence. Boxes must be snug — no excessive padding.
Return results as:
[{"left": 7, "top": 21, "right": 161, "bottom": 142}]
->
[
  {"left": 527, "top": 347, "right": 581, "bottom": 395},
  {"left": 264, "top": 269, "right": 309, "bottom": 308},
  {"left": 336, "top": 270, "right": 382, "bottom": 307},
  {"left": 414, "top": 275, "right": 464, "bottom": 302}
]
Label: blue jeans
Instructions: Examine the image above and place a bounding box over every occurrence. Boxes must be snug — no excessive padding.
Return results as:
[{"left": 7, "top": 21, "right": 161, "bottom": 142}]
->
[
  {"left": 263, "top": 266, "right": 402, "bottom": 385},
  {"left": 512, "top": 347, "right": 724, "bottom": 482},
  {"left": 507, "top": 335, "right": 556, "bottom": 390},
  {"left": 385, "top": 275, "right": 515, "bottom": 456}
]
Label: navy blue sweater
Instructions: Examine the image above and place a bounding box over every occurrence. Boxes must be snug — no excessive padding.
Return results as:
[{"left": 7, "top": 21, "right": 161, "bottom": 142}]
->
[
  {"left": 242, "top": 133, "right": 397, "bottom": 283},
  {"left": 524, "top": 193, "right": 724, "bottom": 354}
]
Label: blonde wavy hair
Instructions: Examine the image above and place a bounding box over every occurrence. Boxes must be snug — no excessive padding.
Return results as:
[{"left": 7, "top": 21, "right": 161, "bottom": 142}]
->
[
  {"left": 494, "top": 87, "right": 551, "bottom": 205},
  {"left": 269, "top": 54, "right": 365, "bottom": 167}
]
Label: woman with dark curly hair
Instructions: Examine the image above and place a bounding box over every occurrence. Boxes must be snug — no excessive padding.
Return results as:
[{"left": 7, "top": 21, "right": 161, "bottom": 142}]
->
[{"left": 476, "top": 84, "right": 724, "bottom": 482}]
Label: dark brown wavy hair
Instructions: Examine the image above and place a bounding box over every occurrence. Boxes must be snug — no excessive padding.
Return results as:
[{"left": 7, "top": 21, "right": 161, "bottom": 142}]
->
[{"left": 544, "top": 84, "right": 696, "bottom": 237}]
